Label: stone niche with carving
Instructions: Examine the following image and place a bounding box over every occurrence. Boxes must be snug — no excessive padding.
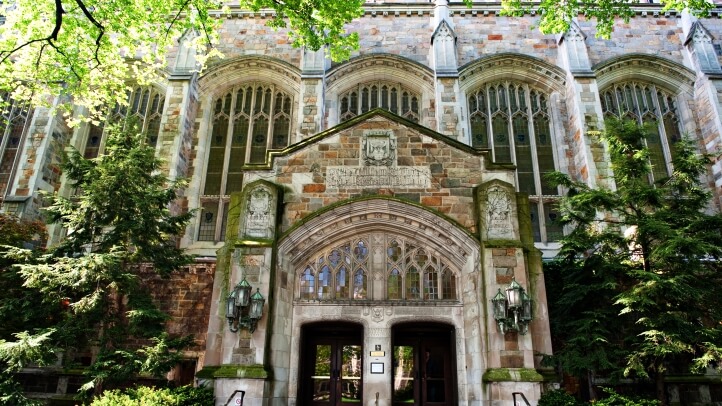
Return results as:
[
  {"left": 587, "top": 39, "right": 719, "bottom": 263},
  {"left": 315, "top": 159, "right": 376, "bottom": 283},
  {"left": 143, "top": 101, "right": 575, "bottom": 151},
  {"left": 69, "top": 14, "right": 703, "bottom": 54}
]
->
[
  {"left": 238, "top": 181, "right": 279, "bottom": 240},
  {"left": 476, "top": 180, "right": 519, "bottom": 241}
]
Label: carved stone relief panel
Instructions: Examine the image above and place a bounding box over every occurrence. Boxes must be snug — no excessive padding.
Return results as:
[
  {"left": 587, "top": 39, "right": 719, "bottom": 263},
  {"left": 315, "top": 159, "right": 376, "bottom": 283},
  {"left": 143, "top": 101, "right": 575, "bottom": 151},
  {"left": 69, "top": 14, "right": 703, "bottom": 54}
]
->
[
  {"left": 239, "top": 182, "right": 278, "bottom": 239},
  {"left": 477, "top": 181, "right": 519, "bottom": 241},
  {"left": 326, "top": 130, "right": 431, "bottom": 188}
]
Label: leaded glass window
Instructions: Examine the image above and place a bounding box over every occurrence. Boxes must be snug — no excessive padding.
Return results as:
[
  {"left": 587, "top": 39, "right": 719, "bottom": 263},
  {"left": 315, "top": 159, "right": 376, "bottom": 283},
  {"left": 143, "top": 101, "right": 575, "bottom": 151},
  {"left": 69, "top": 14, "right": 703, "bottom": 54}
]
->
[
  {"left": 339, "top": 82, "right": 420, "bottom": 122},
  {"left": 199, "top": 83, "right": 293, "bottom": 242},
  {"left": 298, "top": 239, "right": 369, "bottom": 301},
  {"left": 0, "top": 93, "right": 30, "bottom": 197},
  {"left": 298, "top": 234, "right": 458, "bottom": 302},
  {"left": 468, "top": 82, "right": 562, "bottom": 243},
  {"left": 600, "top": 82, "right": 682, "bottom": 184},
  {"left": 84, "top": 87, "right": 165, "bottom": 159}
]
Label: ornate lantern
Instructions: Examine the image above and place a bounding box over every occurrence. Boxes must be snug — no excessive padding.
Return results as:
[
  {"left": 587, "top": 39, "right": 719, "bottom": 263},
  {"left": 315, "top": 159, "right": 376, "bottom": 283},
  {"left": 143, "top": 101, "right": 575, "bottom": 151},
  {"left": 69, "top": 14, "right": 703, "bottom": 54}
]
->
[{"left": 491, "top": 278, "right": 533, "bottom": 335}]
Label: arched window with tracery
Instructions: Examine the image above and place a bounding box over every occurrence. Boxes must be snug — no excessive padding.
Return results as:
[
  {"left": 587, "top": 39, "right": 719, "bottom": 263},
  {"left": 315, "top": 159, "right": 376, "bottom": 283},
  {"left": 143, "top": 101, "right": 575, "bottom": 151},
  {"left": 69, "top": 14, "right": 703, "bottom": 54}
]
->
[
  {"left": 84, "top": 87, "right": 165, "bottom": 159},
  {"left": 600, "top": 81, "right": 682, "bottom": 184},
  {"left": 198, "top": 82, "right": 293, "bottom": 242},
  {"left": 0, "top": 93, "right": 30, "bottom": 196},
  {"left": 339, "top": 82, "right": 420, "bottom": 122},
  {"left": 297, "top": 233, "right": 458, "bottom": 302},
  {"left": 468, "top": 81, "right": 562, "bottom": 243}
]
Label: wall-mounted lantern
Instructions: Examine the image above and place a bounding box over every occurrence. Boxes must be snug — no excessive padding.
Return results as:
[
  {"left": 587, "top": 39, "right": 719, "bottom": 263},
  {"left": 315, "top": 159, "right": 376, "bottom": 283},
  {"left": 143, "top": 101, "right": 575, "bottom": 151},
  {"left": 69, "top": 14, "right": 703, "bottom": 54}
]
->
[
  {"left": 491, "top": 278, "right": 532, "bottom": 335},
  {"left": 226, "top": 278, "right": 265, "bottom": 333}
]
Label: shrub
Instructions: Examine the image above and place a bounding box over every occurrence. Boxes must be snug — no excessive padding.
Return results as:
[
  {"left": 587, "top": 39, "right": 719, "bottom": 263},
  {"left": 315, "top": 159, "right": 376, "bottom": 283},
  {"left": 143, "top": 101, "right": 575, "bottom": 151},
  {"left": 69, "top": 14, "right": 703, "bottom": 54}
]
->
[
  {"left": 539, "top": 389, "right": 578, "bottom": 406},
  {"left": 592, "top": 387, "right": 659, "bottom": 406},
  {"left": 90, "top": 385, "right": 214, "bottom": 406}
]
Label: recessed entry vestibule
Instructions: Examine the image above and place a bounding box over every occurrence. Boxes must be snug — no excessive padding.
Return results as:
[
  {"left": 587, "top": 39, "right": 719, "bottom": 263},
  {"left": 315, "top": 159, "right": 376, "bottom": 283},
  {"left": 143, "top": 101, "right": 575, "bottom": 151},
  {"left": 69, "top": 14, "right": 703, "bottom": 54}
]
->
[
  {"left": 277, "top": 199, "right": 488, "bottom": 406},
  {"left": 297, "top": 321, "right": 459, "bottom": 406}
]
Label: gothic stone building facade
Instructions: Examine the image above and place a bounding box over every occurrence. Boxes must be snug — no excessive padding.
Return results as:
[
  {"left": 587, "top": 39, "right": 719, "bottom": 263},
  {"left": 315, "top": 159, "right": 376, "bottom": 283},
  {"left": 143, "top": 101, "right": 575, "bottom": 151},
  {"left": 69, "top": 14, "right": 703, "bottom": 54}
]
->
[{"left": 4, "top": 1, "right": 722, "bottom": 405}]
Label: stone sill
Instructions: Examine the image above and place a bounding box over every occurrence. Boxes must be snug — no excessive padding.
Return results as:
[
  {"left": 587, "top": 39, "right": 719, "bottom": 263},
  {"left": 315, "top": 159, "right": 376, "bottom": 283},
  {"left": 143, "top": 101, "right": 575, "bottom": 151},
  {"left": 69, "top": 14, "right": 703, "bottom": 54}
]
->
[
  {"left": 197, "top": 364, "right": 271, "bottom": 380},
  {"left": 293, "top": 299, "right": 462, "bottom": 306},
  {"left": 483, "top": 368, "right": 544, "bottom": 383}
]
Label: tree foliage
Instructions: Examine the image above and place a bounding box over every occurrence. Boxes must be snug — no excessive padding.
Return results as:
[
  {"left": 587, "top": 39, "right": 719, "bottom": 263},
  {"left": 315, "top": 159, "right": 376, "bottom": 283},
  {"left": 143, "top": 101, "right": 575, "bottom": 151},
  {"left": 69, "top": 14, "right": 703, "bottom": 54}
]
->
[
  {"left": 0, "top": 122, "right": 194, "bottom": 395},
  {"left": 547, "top": 120, "right": 722, "bottom": 404},
  {"left": 501, "top": 0, "right": 713, "bottom": 39},
  {"left": 0, "top": 0, "right": 712, "bottom": 122},
  {"left": 0, "top": 0, "right": 364, "bottom": 120}
]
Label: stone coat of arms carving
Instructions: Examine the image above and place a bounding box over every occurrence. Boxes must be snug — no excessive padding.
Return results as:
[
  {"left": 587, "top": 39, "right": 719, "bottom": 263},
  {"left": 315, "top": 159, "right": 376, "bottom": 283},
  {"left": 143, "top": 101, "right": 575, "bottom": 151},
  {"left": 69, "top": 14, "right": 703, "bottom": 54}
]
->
[{"left": 362, "top": 131, "right": 396, "bottom": 167}]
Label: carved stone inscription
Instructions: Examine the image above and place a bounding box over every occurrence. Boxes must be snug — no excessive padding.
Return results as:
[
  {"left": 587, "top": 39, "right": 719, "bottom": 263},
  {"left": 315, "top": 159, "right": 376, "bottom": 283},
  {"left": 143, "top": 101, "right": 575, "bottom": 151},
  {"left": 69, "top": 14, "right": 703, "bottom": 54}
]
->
[
  {"left": 244, "top": 187, "right": 273, "bottom": 238},
  {"left": 486, "top": 186, "right": 513, "bottom": 239},
  {"left": 327, "top": 166, "right": 431, "bottom": 188}
]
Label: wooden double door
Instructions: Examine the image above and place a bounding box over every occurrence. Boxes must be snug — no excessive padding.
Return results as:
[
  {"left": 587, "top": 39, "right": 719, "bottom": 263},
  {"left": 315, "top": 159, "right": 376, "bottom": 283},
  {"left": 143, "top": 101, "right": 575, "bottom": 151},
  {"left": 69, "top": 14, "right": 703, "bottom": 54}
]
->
[
  {"left": 299, "top": 322, "right": 455, "bottom": 406},
  {"left": 301, "top": 323, "right": 363, "bottom": 406},
  {"left": 392, "top": 323, "right": 455, "bottom": 406}
]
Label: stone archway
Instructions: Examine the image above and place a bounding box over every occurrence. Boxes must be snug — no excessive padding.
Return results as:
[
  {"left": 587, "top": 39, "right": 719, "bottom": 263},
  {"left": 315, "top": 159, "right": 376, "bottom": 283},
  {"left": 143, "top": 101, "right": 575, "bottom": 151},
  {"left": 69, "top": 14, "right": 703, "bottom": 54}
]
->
[{"left": 273, "top": 198, "right": 484, "bottom": 406}]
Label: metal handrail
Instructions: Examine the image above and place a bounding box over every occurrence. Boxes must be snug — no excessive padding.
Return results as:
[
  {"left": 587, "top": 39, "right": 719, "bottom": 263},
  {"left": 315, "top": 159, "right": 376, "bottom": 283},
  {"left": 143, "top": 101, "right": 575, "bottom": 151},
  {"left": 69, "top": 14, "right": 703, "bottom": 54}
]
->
[{"left": 512, "top": 392, "right": 531, "bottom": 406}]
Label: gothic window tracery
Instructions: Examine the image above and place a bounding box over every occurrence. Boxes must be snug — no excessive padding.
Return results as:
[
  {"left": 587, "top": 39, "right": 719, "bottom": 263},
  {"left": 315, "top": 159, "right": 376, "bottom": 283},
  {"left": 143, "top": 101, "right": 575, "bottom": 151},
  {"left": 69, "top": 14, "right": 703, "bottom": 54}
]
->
[
  {"left": 0, "top": 93, "right": 30, "bottom": 196},
  {"left": 339, "top": 82, "right": 420, "bottom": 122},
  {"left": 297, "top": 234, "right": 457, "bottom": 302},
  {"left": 601, "top": 81, "right": 682, "bottom": 184},
  {"left": 468, "top": 81, "right": 562, "bottom": 243},
  {"left": 84, "top": 87, "right": 165, "bottom": 159},
  {"left": 198, "top": 82, "right": 293, "bottom": 242}
]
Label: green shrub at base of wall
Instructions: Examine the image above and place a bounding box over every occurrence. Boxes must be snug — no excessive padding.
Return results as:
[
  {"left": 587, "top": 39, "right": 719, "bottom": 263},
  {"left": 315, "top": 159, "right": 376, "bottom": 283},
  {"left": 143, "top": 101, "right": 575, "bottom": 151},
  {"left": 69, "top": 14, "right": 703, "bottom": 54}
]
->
[
  {"left": 90, "top": 385, "right": 214, "bottom": 406},
  {"left": 539, "top": 389, "right": 579, "bottom": 406}
]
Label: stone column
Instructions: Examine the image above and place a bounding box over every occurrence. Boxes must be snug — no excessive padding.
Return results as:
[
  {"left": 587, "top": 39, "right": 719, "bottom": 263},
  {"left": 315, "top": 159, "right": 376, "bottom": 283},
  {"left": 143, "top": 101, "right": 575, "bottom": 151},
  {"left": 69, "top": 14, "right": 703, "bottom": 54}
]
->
[
  {"left": 201, "top": 181, "right": 281, "bottom": 406},
  {"left": 682, "top": 17, "right": 722, "bottom": 208},
  {"left": 476, "top": 178, "right": 544, "bottom": 405},
  {"left": 557, "top": 21, "right": 609, "bottom": 187},
  {"left": 431, "top": 1, "right": 463, "bottom": 139},
  {"left": 299, "top": 47, "right": 328, "bottom": 139},
  {"left": 3, "top": 95, "right": 71, "bottom": 221}
]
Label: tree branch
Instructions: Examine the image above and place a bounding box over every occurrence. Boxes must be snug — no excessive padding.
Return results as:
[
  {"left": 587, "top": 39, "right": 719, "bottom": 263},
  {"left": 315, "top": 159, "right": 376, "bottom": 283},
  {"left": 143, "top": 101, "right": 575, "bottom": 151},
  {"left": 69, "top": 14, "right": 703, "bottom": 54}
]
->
[
  {"left": 165, "top": 0, "right": 193, "bottom": 40},
  {"left": 73, "top": 0, "right": 104, "bottom": 66}
]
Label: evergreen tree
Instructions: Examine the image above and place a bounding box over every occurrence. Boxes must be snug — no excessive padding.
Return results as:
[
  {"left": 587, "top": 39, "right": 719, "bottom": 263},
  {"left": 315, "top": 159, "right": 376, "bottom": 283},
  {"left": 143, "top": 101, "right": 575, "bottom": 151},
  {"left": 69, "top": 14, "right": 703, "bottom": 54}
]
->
[
  {"left": 0, "top": 122, "right": 194, "bottom": 397},
  {"left": 547, "top": 120, "right": 722, "bottom": 405}
]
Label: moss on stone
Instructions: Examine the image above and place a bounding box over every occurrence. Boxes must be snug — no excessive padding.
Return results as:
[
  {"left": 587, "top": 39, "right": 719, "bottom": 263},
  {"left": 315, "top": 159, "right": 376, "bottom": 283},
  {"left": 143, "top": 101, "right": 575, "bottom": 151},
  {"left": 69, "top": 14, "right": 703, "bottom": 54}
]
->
[
  {"left": 484, "top": 239, "right": 524, "bottom": 248},
  {"left": 483, "top": 368, "right": 512, "bottom": 382},
  {"left": 196, "top": 364, "right": 270, "bottom": 379},
  {"left": 483, "top": 368, "right": 544, "bottom": 382}
]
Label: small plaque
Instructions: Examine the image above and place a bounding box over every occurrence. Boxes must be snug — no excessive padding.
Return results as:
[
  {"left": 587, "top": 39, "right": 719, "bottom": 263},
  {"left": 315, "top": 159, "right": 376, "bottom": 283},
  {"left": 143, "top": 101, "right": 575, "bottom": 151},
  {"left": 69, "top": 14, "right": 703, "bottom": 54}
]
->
[
  {"left": 370, "top": 362, "right": 384, "bottom": 374},
  {"left": 375, "top": 345, "right": 381, "bottom": 351},
  {"left": 370, "top": 351, "right": 385, "bottom": 357}
]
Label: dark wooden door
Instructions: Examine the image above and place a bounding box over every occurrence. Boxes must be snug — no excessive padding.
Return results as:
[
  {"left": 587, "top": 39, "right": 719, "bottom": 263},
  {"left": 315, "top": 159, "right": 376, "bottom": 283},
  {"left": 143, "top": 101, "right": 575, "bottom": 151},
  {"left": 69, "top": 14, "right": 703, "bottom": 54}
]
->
[
  {"left": 392, "top": 325, "right": 454, "bottom": 406},
  {"left": 301, "top": 324, "right": 363, "bottom": 406}
]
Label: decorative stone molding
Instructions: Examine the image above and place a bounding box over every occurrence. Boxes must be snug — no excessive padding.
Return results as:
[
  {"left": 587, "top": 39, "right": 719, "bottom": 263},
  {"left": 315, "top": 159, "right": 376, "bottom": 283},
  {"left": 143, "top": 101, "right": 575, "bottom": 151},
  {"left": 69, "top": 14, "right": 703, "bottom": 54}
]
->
[
  {"left": 458, "top": 53, "right": 566, "bottom": 95},
  {"left": 685, "top": 21, "right": 722, "bottom": 75},
  {"left": 301, "top": 46, "right": 329, "bottom": 77},
  {"left": 326, "top": 54, "right": 435, "bottom": 94},
  {"left": 558, "top": 20, "right": 592, "bottom": 75},
  {"left": 278, "top": 198, "right": 477, "bottom": 272},
  {"left": 198, "top": 56, "right": 302, "bottom": 98},
  {"left": 173, "top": 29, "right": 200, "bottom": 76},
  {"left": 432, "top": 20, "right": 458, "bottom": 76},
  {"left": 594, "top": 54, "right": 695, "bottom": 95}
]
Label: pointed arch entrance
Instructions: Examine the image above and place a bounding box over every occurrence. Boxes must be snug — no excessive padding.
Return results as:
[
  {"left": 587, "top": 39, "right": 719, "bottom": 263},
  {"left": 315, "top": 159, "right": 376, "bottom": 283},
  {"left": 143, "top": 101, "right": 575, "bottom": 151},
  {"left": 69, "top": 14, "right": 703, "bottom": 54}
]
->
[{"left": 276, "top": 198, "right": 483, "bottom": 406}]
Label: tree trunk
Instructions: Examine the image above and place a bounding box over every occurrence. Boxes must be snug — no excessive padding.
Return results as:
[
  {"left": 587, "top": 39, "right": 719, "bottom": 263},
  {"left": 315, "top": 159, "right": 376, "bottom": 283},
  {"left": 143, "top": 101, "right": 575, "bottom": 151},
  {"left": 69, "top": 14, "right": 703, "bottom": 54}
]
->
[{"left": 656, "top": 372, "right": 668, "bottom": 406}]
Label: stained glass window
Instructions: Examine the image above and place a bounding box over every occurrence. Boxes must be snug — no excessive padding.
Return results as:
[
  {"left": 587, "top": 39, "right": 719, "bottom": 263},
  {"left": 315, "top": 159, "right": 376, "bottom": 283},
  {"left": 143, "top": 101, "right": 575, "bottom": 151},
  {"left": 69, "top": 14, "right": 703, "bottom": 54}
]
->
[
  {"left": 468, "top": 81, "right": 561, "bottom": 243},
  {"left": 340, "top": 82, "right": 420, "bottom": 122},
  {"left": 199, "top": 83, "right": 293, "bottom": 242},
  {"left": 600, "top": 81, "right": 682, "bottom": 185}
]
